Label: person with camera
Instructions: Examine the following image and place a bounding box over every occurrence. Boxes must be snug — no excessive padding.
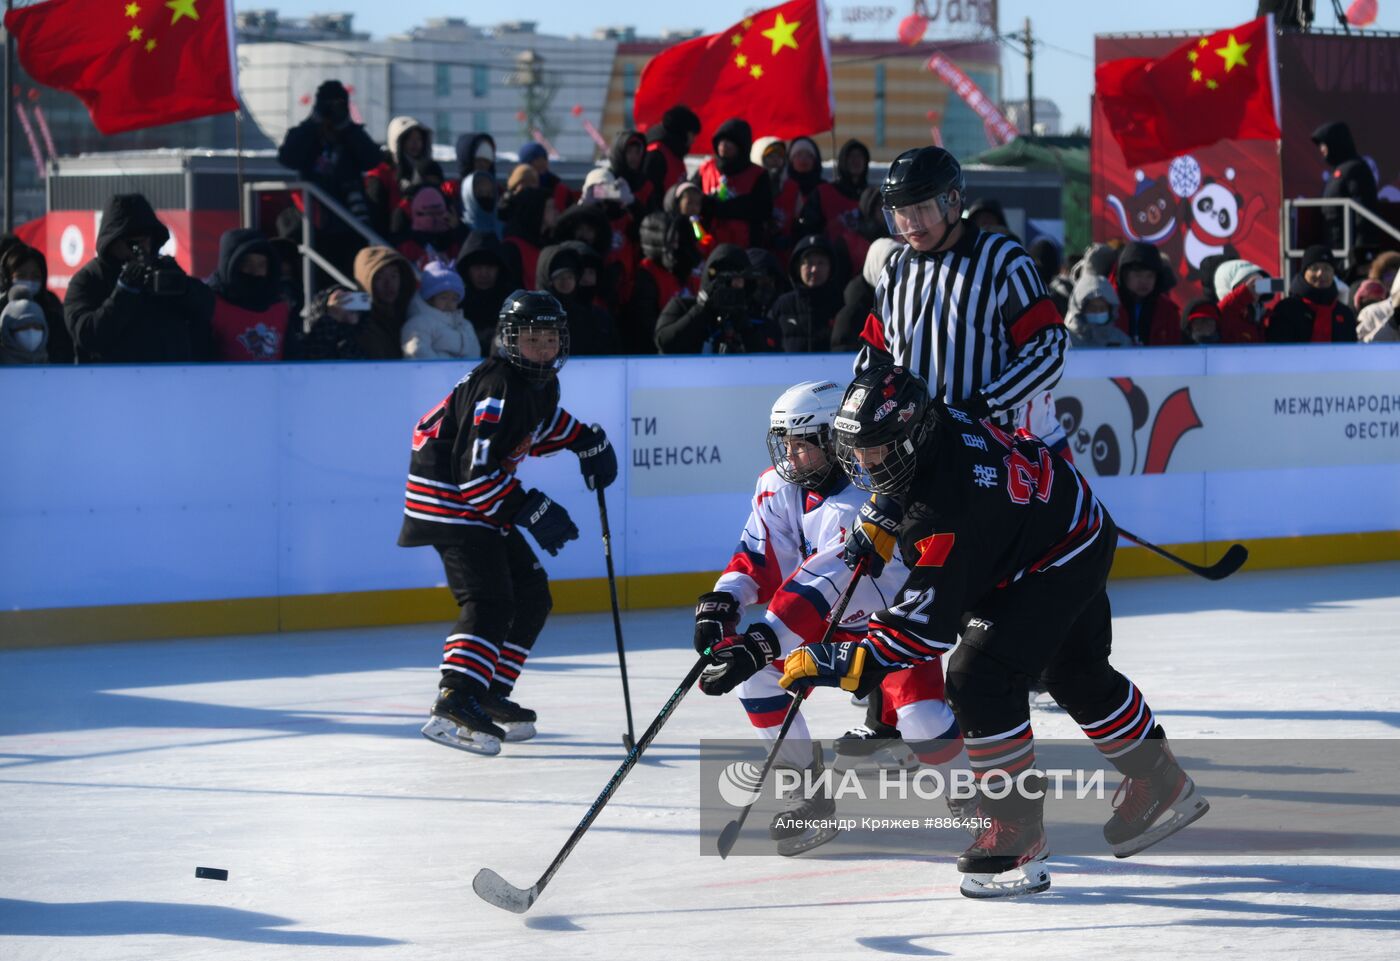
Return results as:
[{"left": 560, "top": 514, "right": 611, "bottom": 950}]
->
[
  {"left": 654, "top": 243, "right": 778, "bottom": 354},
  {"left": 63, "top": 193, "right": 215, "bottom": 364}
]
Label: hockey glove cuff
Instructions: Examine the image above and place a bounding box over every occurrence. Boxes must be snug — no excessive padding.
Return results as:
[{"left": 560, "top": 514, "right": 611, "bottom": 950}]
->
[
  {"left": 698, "top": 623, "right": 780, "bottom": 696},
  {"left": 779, "top": 641, "right": 871, "bottom": 695},
  {"left": 842, "top": 495, "right": 903, "bottom": 577},
  {"left": 514, "top": 490, "right": 579, "bottom": 556},
  {"left": 575, "top": 424, "right": 618, "bottom": 491},
  {"left": 694, "top": 591, "right": 741, "bottom": 654}
]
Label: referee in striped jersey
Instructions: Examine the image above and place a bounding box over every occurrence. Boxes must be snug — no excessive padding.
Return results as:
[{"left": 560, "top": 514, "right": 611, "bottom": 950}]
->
[{"left": 838, "top": 146, "right": 1068, "bottom": 756}]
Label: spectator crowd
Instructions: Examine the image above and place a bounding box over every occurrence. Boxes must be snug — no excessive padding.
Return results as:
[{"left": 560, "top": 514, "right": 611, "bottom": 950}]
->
[{"left": 1, "top": 94, "right": 1396, "bottom": 366}]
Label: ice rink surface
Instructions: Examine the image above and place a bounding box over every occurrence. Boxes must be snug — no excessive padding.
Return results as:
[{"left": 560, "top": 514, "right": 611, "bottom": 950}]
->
[{"left": 3, "top": 562, "right": 1400, "bottom": 960}]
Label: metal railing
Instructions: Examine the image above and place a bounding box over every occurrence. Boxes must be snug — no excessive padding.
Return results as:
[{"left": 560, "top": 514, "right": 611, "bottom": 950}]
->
[
  {"left": 241, "top": 180, "right": 396, "bottom": 320},
  {"left": 1281, "top": 198, "right": 1400, "bottom": 287}
]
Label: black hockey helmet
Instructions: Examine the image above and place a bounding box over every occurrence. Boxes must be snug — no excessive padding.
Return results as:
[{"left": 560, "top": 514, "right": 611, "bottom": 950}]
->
[
  {"left": 881, "top": 146, "right": 964, "bottom": 241},
  {"left": 832, "top": 364, "right": 932, "bottom": 495},
  {"left": 497, "top": 289, "right": 569, "bottom": 383}
]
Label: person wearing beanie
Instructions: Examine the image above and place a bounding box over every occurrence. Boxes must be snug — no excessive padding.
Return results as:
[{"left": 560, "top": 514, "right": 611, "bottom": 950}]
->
[
  {"left": 519, "top": 141, "right": 574, "bottom": 213},
  {"left": 0, "top": 241, "right": 71, "bottom": 363},
  {"left": 207, "top": 228, "right": 292, "bottom": 361},
  {"left": 276, "top": 78, "right": 381, "bottom": 232},
  {"left": 1065, "top": 274, "right": 1131, "bottom": 348},
  {"left": 773, "top": 136, "right": 824, "bottom": 250},
  {"left": 1, "top": 289, "right": 49, "bottom": 364},
  {"left": 1179, "top": 257, "right": 1271, "bottom": 345},
  {"left": 1267, "top": 245, "right": 1358, "bottom": 343},
  {"left": 1111, "top": 241, "right": 1181, "bottom": 345},
  {"left": 393, "top": 184, "right": 467, "bottom": 269},
  {"left": 643, "top": 105, "right": 701, "bottom": 200},
  {"left": 832, "top": 236, "right": 901, "bottom": 352},
  {"left": 402, "top": 261, "right": 480, "bottom": 360},
  {"left": 1356, "top": 270, "right": 1400, "bottom": 343},
  {"left": 690, "top": 117, "right": 772, "bottom": 249}
]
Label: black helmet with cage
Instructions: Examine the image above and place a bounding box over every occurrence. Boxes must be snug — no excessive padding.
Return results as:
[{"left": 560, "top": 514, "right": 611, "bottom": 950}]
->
[
  {"left": 497, "top": 289, "right": 570, "bottom": 383},
  {"left": 880, "top": 146, "right": 965, "bottom": 249},
  {"left": 832, "top": 364, "right": 933, "bottom": 495}
]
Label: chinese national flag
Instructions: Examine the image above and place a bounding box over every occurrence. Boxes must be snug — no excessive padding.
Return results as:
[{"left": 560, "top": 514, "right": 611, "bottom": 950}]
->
[
  {"left": 1096, "top": 16, "right": 1281, "bottom": 167},
  {"left": 633, "top": 0, "right": 833, "bottom": 147},
  {"left": 4, "top": 0, "right": 240, "bottom": 135}
]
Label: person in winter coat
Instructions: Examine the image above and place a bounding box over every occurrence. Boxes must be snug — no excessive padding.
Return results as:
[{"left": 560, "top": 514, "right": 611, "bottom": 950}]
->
[
  {"left": 394, "top": 185, "right": 467, "bottom": 268},
  {"left": 625, "top": 210, "right": 700, "bottom": 355},
  {"left": 1, "top": 290, "right": 50, "bottom": 364},
  {"left": 207, "top": 228, "right": 293, "bottom": 361},
  {"left": 456, "top": 132, "right": 497, "bottom": 181},
  {"left": 535, "top": 244, "right": 618, "bottom": 356},
  {"left": 1268, "top": 245, "right": 1358, "bottom": 343},
  {"left": 1367, "top": 251, "right": 1400, "bottom": 292},
  {"left": 655, "top": 243, "right": 779, "bottom": 354},
  {"left": 301, "top": 245, "right": 418, "bottom": 360},
  {"left": 461, "top": 171, "right": 504, "bottom": 240},
  {"left": 752, "top": 137, "right": 787, "bottom": 184},
  {"left": 746, "top": 248, "right": 788, "bottom": 319},
  {"left": 609, "top": 129, "right": 653, "bottom": 216},
  {"left": 576, "top": 167, "right": 640, "bottom": 312},
  {"left": 1356, "top": 271, "right": 1400, "bottom": 343},
  {"left": 63, "top": 193, "right": 215, "bottom": 363},
  {"left": 0, "top": 241, "right": 72, "bottom": 363},
  {"left": 519, "top": 141, "right": 574, "bottom": 214},
  {"left": 1189, "top": 259, "right": 1272, "bottom": 345},
  {"left": 1353, "top": 279, "right": 1387, "bottom": 314},
  {"left": 773, "top": 137, "right": 824, "bottom": 245},
  {"left": 402, "top": 261, "right": 481, "bottom": 360},
  {"left": 831, "top": 236, "right": 901, "bottom": 352},
  {"left": 1065, "top": 274, "right": 1130, "bottom": 348},
  {"left": 1112, "top": 241, "right": 1180, "bottom": 346},
  {"left": 798, "top": 138, "right": 870, "bottom": 245},
  {"left": 276, "top": 80, "right": 381, "bottom": 227},
  {"left": 768, "top": 234, "right": 844, "bottom": 352},
  {"left": 692, "top": 118, "right": 772, "bottom": 249},
  {"left": 643, "top": 105, "right": 701, "bottom": 201},
  {"left": 455, "top": 231, "right": 517, "bottom": 348},
  {"left": 1311, "top": 122, "right": 1378, "bottom": 252},
  {"left": 365, "top": 116, "right": 433, "bottom": 236},
  {"left": 500, "top": 165, "right": 557, "bottom": 292}
]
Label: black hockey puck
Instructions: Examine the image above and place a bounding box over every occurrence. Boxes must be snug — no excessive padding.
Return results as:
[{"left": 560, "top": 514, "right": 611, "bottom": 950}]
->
[{"left": 195, "top": 867, "right": 229, "bottom": 881}]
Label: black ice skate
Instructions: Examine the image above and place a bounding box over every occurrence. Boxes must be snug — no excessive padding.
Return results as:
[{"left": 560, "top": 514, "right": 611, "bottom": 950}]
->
[
  {"left": 481, "top": 689, "right": 538, "bottom": 742},
  {"left": 420, "top": 687, "right": 505, "bottom": 756},
  {"left": 1104, "top": 741, "right": 1210, "bottom": 858},
  {"left": 957, "top": 811, "right": 1051, "bottom": 899},
  {"left": 769, "top": 747, "right": 841, "bottom": 856},
  {"left": 832, "top": 723, "right": 917, "bottom": 773}
]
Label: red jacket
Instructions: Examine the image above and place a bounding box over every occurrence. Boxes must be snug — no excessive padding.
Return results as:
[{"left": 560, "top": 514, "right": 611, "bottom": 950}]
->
[
  {"left": 1184, "top": 283, "right": 1266, "bottom": 344},
  {"left": 211, "top": 298, "right": 290, "bottom": 361},
  {"left": 696, "top": 160, "right": 767, "bottom": 248},
  {"left": 646, "top": 141, "right": 688, "bottom": 195}
]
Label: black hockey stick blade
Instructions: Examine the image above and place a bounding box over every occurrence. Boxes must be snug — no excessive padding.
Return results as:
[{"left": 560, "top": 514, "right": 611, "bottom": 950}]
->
[
  {"left": 716, "top": 820, "right": 743, "bottom": 860},
  {"left": 622, "top": 733, "right": 635, "bottom": 752},
  {"left": 472, "top": 868, "right": 537, "bottom": 914},
  {"left": 1201, "top": 543, "right": 1249, "bottom": 580}
]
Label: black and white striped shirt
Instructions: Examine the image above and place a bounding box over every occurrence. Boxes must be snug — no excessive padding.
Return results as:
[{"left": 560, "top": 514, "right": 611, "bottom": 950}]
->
[{"left": 854, "top": 228, "right": 1068, "bottom": 422}]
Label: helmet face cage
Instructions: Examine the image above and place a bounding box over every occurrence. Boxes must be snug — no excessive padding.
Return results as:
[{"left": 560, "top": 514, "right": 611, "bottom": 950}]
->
[
  {"left": 766, "top": 423, "right": 835, "bottom": 490},
  {"left": 499, "top": 319, "right": 570, "bottom": 384},
  {"left": 833, "top": 431, "right": 922, "bottom": 495},
  {"left": 831, "top": 366, "right": 931, "bottom": 495}
]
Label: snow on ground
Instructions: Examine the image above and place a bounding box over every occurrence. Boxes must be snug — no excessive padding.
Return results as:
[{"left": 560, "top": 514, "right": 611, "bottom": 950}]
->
[{"left": 3, "top": 563, "right": 1399, "bottom": 960}]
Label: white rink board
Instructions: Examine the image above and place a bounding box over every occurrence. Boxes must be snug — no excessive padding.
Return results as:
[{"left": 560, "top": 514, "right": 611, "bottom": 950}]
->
[{"left": 1, "top": 346, "right": 1397, "bottom": 612}]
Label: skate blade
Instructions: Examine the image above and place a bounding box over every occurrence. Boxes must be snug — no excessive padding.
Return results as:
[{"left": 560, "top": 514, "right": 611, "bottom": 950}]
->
[
  {"left": 1111, "top": 791, "right": 1211, "bottom": 858},
  {"left": 420, "top": 716, "right": 501, "bottom": 756},
  {"left": 1029, "top": 692, "right": 1063, "bottom": 712},
  {"left": 775, "top": 826, "right": 841, "bottom": 857},
  {"left": 849, "top": 693, "right": 869, "bottom": 707},
  {"left": 959, "top": 861, "right": 1051, "bottom": 899},
  {"left": 502, "top": 721, "right": 536, "bottom": 743},
  {"left": 832, "top": 746, "right": 918, "bottom": 774}
]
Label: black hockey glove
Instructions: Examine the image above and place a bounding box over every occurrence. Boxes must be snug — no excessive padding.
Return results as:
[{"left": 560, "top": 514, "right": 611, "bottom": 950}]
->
[
  {"left": 575, "top": 424, "right": 618, "bottom": 491},
  {"left": 514, "top": 490, "right": 579, "bottom": 556},
  {"left": 842, "top": 494, "right": 903, "bottom": 577},
  {"left": 699, "top": 623, "right": 780, "bottom": 696},
  {"left": 693, "top": 591, "right": 741, "bottom": 654}
]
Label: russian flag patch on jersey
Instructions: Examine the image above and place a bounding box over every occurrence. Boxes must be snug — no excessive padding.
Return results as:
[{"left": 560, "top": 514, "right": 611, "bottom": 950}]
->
[
  {"left": 914, "top": 532, "right": 956, "bottom": 567},
  {"left": 473, "top": 397, "right": 504, "bottom": 426}
]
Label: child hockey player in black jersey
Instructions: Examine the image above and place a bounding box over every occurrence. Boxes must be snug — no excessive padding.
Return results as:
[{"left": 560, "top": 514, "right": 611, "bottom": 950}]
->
[
  {"left": 791, "top": 364, "right": 1209, "bottom": 898},
  {"left": 399, "top": 290, "right": 617, "bottom": 756}
]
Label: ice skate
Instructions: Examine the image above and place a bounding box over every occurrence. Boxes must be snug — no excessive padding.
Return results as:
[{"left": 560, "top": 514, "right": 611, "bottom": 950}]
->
[
  {"left": 769, "top": 747, "right": 841, "bottom": 856},
  {"left": 420, "top": 687, "right": 504, "bottom": 756},
  {"left": 957, "top": 811, "right": 1051, "bottom": 899},
  {"left": 832, "top": 723, "right": 917, "bottom": 773},
  {"left": 1104, "top": 742, "right": 1210, "bottom": 857},
  {"left": 481, "top": 689, "right": 538, "bottom": 742}
]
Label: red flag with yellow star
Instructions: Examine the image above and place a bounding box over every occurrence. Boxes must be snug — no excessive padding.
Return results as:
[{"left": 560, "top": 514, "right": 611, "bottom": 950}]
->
[
  {"left": 1096, "top": 16, "right": 1281, "bottom": 167},
  {"left": 4, "top": 0, "right": 239, "bottom": 135},
  {"left": 633, "top": 0, "right": 833, "bottom": 147}
]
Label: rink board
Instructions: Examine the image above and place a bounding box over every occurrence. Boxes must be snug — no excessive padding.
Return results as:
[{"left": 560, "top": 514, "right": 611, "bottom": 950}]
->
[{"left": 2, "top": 346, "right": 1398, "bottom": 645}]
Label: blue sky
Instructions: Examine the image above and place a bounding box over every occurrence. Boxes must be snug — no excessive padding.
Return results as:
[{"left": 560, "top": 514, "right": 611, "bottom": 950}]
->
[{"left": 265, "top": 1, "right": 1398, "bottom": 131}]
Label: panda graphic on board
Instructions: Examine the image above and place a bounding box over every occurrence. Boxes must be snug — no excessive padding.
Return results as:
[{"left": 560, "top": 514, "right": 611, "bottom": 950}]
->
[{"left": 1055, "top": 378, "right": 1203, "bottom": 478}]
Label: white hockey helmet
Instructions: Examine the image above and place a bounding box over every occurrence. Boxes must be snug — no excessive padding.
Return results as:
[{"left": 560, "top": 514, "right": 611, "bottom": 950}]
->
[{"left": 767, "top": 380, "right": 844, "bottom": 489}]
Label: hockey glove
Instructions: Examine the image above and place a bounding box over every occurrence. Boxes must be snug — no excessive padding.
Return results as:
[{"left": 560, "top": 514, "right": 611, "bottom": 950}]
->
[
  {"left": 698, "top": 623, "right": 780, "bottom": 696},
  {"left": 779, "top": 641, "right": 873, "bottom": 696},
  {"left": 514, "top": 490, "right": 579, "bottom": 556},
  {"left": 693, "top": 591, "right": 741, "bottom": 655},
  {"left": 575, "top": 424, "right": 618, "bottom": 491},
  {"left": 842, "top": 494, "right": 903, "bottom": 577}
]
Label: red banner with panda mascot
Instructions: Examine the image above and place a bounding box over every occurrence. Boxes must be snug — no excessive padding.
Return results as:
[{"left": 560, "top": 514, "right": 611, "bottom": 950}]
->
[{"left": 1091, "top": 33, "right": 1280, "bottom": 305}]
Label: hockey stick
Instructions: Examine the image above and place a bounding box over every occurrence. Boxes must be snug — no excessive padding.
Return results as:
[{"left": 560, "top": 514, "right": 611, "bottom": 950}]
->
[
  {"left": 1117, "top": 527, "right": 1248, "bottom": 581},
  {"left": 473, "top": 650, "right": 710, "bottom": 914},
  {"left": 595, "top": 485, "right": 636, "bottom": 750},
  {"left": 716, "top": 558, "right": 869, "bottom": 859}
]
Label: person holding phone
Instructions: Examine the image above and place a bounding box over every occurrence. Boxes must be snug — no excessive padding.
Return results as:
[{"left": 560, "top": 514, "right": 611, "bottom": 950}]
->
[{"left": 1183, "top": 259, "right": 1279, "bottom": 345}]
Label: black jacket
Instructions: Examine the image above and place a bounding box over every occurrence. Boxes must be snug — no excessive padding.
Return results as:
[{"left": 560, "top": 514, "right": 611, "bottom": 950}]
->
[
  {"left": 455, "top": 232, "right": 516, "bottom": 347},
  {"left": 63, "top": 194, "right": 215, "bottom": 363},
  {"left": 831, "top": 274, "right": 874, "bottom": 353},
  {"left": 1312, "top": 122, "right": 1378, "bottom": 249},
  {"left": 768, "top": 234, "right": 845, "bottom": 352},
  {"left": 277, "top": 112, "right": 381, "bottom": 215},
  {"left": 1266, "top": 275, "right": 1358, "bottom": 343},
  {"left": 655, "top": 244, "right": 778, "bottom": 354},
  {"left": 536, "top": 243, "right": 619, "bottom": 356}
]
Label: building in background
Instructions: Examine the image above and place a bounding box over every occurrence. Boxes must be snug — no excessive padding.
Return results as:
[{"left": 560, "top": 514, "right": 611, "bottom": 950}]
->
[{"left": 1004, "top": 99, "right": 1063, "bottom": 136}]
